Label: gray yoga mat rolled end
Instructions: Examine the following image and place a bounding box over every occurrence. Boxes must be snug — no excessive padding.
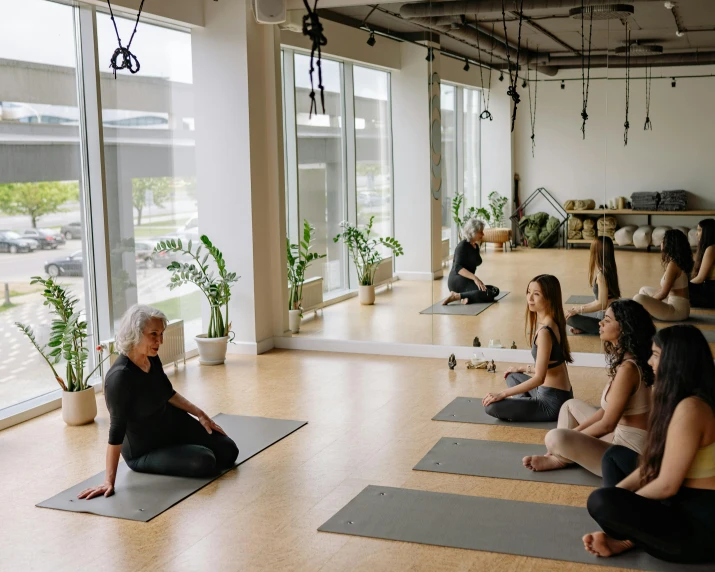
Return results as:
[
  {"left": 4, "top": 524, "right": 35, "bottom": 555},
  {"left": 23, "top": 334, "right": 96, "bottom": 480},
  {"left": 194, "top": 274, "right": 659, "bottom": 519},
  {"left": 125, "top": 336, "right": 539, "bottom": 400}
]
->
[
  {"left": 420, "top": 291, "right": 509, "bottom": 316},
  {"left": 565, "top": 295, "right": 596, "bottom": 305},
  {"left": 37, "top": 414, "right": 307, "bottom": 522},
  {"left": 319, "top": 485, "right": 712, "bottom": 572},
  {"left": 433, "top": 397, "right": 557, "bottom": 429}
]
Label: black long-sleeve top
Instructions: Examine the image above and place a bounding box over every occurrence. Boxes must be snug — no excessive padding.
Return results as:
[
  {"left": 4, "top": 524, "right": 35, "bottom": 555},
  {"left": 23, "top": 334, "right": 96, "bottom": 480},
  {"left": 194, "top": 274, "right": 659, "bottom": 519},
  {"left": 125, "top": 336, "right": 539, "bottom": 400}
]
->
[
  {"left": 450, "top": 240, "right": 482, "bottom": 276},
  {"left": 105, "top": 354, "right": 176, "bottom": 458}
]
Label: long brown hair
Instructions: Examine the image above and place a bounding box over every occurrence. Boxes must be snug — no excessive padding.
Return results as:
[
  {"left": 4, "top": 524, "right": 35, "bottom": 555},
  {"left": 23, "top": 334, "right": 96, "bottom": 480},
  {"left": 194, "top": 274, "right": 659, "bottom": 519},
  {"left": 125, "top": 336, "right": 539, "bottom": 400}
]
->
[
  {"left": 693, "top": 218, "right": 715, "bottom": 277},
  {"left": 525, "top": 274, "right": 573, "bottom": 364},
  {"left": 588, "top": 237, "right": 621, "bottom": 299}
]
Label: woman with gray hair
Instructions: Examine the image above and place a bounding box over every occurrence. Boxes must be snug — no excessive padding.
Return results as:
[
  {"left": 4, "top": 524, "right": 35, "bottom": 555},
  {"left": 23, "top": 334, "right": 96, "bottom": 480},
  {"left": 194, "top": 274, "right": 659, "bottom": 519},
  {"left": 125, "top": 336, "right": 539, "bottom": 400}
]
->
[
  {"left": 77, "top": 304, "right": 238, "bottom": 500},
  {"left": 442, "top": 218, "right": 500, "bottom": 305}
]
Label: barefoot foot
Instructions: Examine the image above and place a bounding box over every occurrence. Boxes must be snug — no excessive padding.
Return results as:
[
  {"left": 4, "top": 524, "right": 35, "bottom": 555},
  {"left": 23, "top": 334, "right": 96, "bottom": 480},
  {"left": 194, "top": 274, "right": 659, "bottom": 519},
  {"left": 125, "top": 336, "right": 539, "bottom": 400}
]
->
[
  {"left": 461, "top": 298, "right": 469, "bottom": 305},
  {"left": 583, "top": 532, "right": 634, "bottom": 557},
  {"left": 569, "top": 327, "right": 584, "bottom": 335},
  {"left": 442, "top": 292, "right": 461, "bottom": 305},
  {"left": 523, "top": 454, "right": 568, "bottom": 472}
]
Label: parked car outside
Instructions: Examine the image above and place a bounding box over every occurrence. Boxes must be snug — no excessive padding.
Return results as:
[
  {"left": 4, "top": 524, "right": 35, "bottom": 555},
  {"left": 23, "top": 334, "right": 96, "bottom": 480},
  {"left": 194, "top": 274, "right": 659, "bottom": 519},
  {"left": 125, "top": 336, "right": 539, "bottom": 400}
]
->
[
  {"left": 22, "top": 228, "right": 61, "bottom": 249},
  {"left": 45, "top": 250, "right": 83, "bottom": 277},
  {"left": 60, "top": 221, "right": 82, "bottom": 240},
  {"left": 0, "top": 231, "right": 37, "bottom": 253},
  {"left": 135, "top": 240, "right": 176, "bottom": 268}
]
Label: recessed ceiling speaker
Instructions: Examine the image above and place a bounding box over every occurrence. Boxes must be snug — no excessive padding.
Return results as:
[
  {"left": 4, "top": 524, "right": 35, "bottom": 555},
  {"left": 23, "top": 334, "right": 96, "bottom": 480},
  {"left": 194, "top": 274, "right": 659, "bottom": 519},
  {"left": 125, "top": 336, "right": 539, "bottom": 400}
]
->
[
  {"left": 253, "top": 0, "right": 286, "bottom": 24},
  {"left": 569, "top": 4, "right": 635, "bottom": 20}
]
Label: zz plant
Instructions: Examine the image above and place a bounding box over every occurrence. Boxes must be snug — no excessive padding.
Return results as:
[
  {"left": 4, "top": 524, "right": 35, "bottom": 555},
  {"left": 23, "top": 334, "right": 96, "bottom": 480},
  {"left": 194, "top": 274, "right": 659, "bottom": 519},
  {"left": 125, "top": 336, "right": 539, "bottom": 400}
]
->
[
  {"left": 287, "top": 220, "right": 326, "bottom": 313},
  {"left": 451, "top": 193, "right": 490, "bottom": 236},
  {"left": 333, "top": 216, "right": 403, "bottom": 286},
  {"left": 154, "top": 235, "right": 239, "bottom": 339}
]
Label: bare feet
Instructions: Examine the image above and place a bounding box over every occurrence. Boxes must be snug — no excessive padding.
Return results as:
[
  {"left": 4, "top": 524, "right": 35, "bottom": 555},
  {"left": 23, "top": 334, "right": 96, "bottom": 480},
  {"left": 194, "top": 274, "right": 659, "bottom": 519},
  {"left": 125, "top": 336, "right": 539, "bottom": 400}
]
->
[
  {"left": 569, "top": 327, "right": 584, "bottom": 335},
  {"left": 461, "top": 298, "right": 469, "bottom": 305},
  {"left": 442, "top": 292, "right": 461, "bottom": 305},
  {"left": 523, "top": 454, "right": 568, "bottom": 471},
  {"left": 583, "top": 532, "right": 634, "bottom": 558}
]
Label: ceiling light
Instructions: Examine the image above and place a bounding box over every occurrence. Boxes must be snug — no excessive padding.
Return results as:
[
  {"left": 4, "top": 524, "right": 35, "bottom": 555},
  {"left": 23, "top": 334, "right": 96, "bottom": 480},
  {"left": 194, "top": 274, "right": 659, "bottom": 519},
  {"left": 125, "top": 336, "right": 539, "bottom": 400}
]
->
[
  {"left": 664, "top": 1, "right": 675, "bottom": 9},
  {"left": 463, "top": 57, "right": 470, "bottom": 72},
  {"left": 676, "top": 30, "right": 685, "bottom": 37},
  {"left": 366, "top": 31, "right": 376, "bottom": 47},
  {"left": 499, "top": 71, "right": 504, "bottom": 81},
  {"left": 569, "top": 4, "right": 635, "bottom": 20},
  {"left": 522, "top": 79, "right": 527, "bottom": 88},
  {"left": 561, "top": 80, "right": 565, "bottom": 90},
  {"left": 426, "top": 48, "right": 435, "bottom": 62},
  {"left": 671, "top": 77, "right": 676, "bottom": 87}
]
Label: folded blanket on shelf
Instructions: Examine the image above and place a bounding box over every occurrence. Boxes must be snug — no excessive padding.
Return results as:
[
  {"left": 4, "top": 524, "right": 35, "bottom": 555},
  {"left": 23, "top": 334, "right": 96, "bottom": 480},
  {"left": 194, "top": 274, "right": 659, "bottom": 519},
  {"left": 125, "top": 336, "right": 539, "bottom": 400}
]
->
[
  {"left": 658, "top": 190, "right": 688, "bottom": 211},
  {"left": 582, "top": 229, "right": 596, "bottom": 240},
  {"left": 568, "top": 215, "right": 583, "bottom": 232},
  {"left": 568, "top": 230, "right": 583, "bottom": 240},
  {"left": 563, "top": 200, "right": 575, "bottom": 210},
  {"left": 573, "top": 199, "right": 596, "bottom": 210},
  {"left": 582, "top": 218, "right": 595, "bottom": 231},
  {"left": 631, "top": 191, "right": 660, "bottom": 211},
  {"left": 597, "top": 216, "right": 617, "bottom": 232}
]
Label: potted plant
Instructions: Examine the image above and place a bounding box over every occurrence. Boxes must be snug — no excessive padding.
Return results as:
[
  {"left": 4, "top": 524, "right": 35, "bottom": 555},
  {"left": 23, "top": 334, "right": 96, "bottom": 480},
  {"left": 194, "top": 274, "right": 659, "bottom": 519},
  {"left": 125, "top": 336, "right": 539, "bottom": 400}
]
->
[
  {"left": 287, "top": 219, "right": 326, "bottom": 333},
  {"left": 154, "top": 235, "right": 239, "bottom": 365},
  {"left": 333, "top": 216, "right": 403, "bottom": 305},
  {"left": 451, "top": 192, "right": 490, "bottom": 237},
  {"left": 15, "top": 277, "right": 113, "bottom": 425}
]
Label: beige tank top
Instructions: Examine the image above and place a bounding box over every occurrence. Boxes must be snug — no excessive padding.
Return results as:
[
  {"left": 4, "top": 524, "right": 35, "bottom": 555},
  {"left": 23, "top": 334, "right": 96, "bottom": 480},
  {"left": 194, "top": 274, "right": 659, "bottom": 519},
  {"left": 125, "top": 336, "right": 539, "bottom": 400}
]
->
[
  {"left": 661, "top": 270, "right": 689, "bottom": 291},
  {"left": 601, "top": 359, "right": 651, "bottom": 415}
]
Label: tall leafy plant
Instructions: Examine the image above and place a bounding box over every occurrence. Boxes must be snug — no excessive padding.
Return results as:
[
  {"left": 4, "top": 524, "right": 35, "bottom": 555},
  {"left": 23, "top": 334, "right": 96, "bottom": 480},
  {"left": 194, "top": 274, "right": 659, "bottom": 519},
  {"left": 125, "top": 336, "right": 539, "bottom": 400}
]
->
[
  {"left": 333, "top": 216, "right": 403, "bottom": 286},
  {"left": 487, "top": 191, "right": 508, "bottom": 227},
  {"left": 287, "top": 220, "right": 326, "bottom": 312},
  {"left": 154, "top": 235, "right": 239, "bottom": 339},
  {"left": 15, "top": 277, "right": 110, "bottom": 392},
  {"left": 451, "top": 193, "right": 489, "bottom": 236}
]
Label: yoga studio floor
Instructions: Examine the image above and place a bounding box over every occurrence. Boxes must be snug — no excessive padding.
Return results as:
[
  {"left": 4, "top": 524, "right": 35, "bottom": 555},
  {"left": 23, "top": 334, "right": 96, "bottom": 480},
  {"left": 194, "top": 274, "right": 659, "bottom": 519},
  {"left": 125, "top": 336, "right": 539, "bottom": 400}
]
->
[
  {"left": 298, "top": 247, "right": 715, "bottom": 353},
  {"left": 3, "top": 349, "right": 624, "bottom": 571}
]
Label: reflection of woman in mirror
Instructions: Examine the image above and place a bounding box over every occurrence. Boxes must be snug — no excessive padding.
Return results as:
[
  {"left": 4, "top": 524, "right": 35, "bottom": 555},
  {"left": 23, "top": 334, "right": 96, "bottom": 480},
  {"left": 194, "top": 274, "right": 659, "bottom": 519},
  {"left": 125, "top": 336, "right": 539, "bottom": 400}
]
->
[
  {"left": 584, "top": 325, "right": 715, "bottom": 564},
  {"left": 566, "top": 237, "right": 621, "bottom": 335},
  {"left": 634, "top": 229, "right": 693, "bottom": 322},
  {"left": 689, "top": 219, "right": 715, "bottom": 308},
  {"left": 482, "top": 274, "right": 573, "bottom": 422},
  {"left": 442, "top": 218, "right": 500, "bottom": 305},
  {"left": 524, "top": 300, "right": 654, "bottom": 475}
]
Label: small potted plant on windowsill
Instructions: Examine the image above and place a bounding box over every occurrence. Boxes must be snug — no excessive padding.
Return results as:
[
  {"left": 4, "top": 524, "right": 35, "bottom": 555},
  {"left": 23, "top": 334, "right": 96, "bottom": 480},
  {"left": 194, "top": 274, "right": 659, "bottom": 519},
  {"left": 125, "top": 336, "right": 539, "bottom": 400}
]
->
[
  {"left": 333, "top": 216, "right": 403, "bottom": 305},
  {"left": 287, "top": 219, "right": 326, "bottom": 333},
  {"left": 154, "top": 235, "right": 239, "bottom": 365},
  {"left": 15, "top": 277, "right": 114, "bottom": 426}
]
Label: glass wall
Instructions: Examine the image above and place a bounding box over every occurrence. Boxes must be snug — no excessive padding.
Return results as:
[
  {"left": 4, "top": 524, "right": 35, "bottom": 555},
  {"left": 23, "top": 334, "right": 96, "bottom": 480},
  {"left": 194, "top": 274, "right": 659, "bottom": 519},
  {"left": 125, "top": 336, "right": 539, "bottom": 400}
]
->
[
  {"left": 463, "top": 87, "right": 481, "bottom": 211},
  {"left": 440, "top": 84, "right": 457, "bottom": 250}
]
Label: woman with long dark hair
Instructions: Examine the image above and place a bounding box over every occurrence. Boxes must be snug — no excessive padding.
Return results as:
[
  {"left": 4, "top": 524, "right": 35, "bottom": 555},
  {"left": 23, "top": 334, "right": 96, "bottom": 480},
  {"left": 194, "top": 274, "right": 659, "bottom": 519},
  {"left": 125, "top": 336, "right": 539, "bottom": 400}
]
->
[
  {"left": 482, "top": 275, "right": 573, "bottom": 422},
  {"left": 524, "top": 300, "right": 654, "bottom": 475},
  {"left": 633, "top": 229, "right": 693, "bottom": 321},
  {"left": 566, "top": 237, "right": 621, "bottom": 335},
  {"left": 584, "top": 325, "right": 715, "bottom": 564},
  {"left": 690, "top": 218, "right": 715, "bottom": 308}
]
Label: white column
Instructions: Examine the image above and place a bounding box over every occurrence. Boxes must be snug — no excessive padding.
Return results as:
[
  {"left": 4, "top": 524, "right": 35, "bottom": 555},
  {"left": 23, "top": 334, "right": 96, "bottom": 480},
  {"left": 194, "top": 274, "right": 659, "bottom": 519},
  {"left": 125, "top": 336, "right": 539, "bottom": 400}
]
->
[{"left": 192, "top": 0, "right": 287, "bottom": 354}]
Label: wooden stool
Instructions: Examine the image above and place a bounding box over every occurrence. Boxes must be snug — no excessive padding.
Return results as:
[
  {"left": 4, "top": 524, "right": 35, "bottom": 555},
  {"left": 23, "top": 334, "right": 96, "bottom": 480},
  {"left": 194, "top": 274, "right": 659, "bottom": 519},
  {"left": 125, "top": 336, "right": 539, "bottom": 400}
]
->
[{"left": 483, "top": 227, "right": 512, "bottom": 252}]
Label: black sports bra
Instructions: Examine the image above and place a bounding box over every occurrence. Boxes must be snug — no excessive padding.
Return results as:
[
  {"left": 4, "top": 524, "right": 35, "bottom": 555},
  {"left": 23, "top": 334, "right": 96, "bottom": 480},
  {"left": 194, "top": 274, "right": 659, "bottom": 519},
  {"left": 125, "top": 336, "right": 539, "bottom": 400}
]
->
[{"left": 530, "top": 325, "right": 566, "bottom": 369}]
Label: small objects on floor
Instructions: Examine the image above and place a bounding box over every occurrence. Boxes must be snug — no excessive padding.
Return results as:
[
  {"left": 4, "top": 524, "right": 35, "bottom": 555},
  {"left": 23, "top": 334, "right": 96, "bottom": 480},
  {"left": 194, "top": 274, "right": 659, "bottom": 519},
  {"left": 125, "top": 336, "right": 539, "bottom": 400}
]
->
[
  {"left": 473, "top": 336, "right": 481, "bottom": 347},
  {"left": 448, "top": 354, "right": 457, "bottom": 370},
  {"left": 511, "top": 341, "right": 517, "bottom": 349},
  {"left": 467, "top": 360, "right": 487, "bottom": 370},
  {"left": 486, "top": 360, "right": 497, "bottom": 373}
]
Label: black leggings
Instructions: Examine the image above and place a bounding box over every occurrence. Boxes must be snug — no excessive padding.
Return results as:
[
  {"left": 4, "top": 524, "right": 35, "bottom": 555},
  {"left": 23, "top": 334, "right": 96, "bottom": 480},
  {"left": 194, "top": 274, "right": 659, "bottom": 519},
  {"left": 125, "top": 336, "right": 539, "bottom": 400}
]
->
[
  {"left": 689, "top": 280, "right": 715, "bottom": 309},
  {"left": 447, "top": 274, "right": 499, "bottom": 304},
  {"left": 484, "top": 372, "right": 573, "bottom": 422},
  {"left": 566, "top": 311, "right": 604, "bottom": 336},
  {"left": 125, "top": 409, "right": 239, "bottom": 478},
  {"left": 588, "top": 486, "right": 715, "bottom": 564},
  {"left": 602, "top": 444, "right": 640, "bottom": 487}
]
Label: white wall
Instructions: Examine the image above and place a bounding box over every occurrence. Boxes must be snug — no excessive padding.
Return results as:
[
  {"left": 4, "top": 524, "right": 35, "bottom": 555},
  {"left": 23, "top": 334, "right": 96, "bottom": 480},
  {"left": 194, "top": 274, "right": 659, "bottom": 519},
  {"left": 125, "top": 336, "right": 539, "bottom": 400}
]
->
[
  {"left": 481, "top": 84, "right": 513, "bottom": 216},
  {"left": 83, "top": 0, "right": 204, "bottom": 27}
]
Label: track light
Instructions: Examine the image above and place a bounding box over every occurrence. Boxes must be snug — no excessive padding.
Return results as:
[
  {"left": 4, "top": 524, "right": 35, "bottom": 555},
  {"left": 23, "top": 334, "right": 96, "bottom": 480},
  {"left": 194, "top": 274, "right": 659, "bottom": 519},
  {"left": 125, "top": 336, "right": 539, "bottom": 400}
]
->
[
  {"left": 675, "top": 30, "right": 685, "bottom": 37},
  {"left": 561, "top": 80, "right": 565, "bottom": 90},
  {"left": 671, "top": 77, "right": 676, "bottom": 88},
  {"left": 463, "top": 57, "right": 470, "bottom": 72},
  {"left": 366, "top": 31, "right": 376, "bottom": 47},
  {"left": 499, "top": 71, "right": 504, "bottom": 81},
  {"left": 522, "top": 79, "right": 527, "bottom": 88},
  {"left": 425, "top": 48, "right": 435, "bottom": 62}
]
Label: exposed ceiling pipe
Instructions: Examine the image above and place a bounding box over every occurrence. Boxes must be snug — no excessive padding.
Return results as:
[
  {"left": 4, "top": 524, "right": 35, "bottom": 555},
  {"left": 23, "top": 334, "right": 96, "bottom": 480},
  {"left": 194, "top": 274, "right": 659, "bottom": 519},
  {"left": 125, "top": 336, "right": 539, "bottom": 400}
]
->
[
  {"left": 549, "top": 51, "right": 715, "bottom": 68},
  {"left": 400, "top": 0, "right": 663, "bottom": 20}
]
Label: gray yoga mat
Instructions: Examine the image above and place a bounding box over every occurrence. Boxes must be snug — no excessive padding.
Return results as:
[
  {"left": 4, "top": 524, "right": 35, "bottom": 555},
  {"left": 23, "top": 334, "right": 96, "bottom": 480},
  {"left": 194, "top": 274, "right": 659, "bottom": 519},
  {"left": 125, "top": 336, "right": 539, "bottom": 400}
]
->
[
  {"left": 433, "top": 397, "right": 557, "bottom": 429},
  {"left": 420, "top": 291, "right": 509, "bottom": 316},
  {"left": 565, "top": 295, "right": 596, "bottom": 305},
  {"left": 37, "top": 414, "right": 307, "bottom": 522},
  {"left": 414, "top": 437, "right": 602, "bottom": 487},
  {"left": 319, "top": 485, "right": 712, "bottom": 571}
]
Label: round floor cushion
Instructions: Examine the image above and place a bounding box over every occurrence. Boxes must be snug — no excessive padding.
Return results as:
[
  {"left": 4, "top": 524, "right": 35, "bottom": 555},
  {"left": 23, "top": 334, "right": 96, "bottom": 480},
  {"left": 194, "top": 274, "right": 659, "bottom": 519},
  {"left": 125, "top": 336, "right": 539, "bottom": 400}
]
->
[
  {"left": 689, "top": 227, "right": 699, "bottom": 248},
  {"left": 614, "top": 225, "right": 638, "bottom": 246},
  {"left": 483, "top": 228, "right": 512, "bottom": 244},
  {"left": 651, "top": 226, "right": 672, "bottom": 247},
  {"left": 633, "top": 226, "right": 653, "bottom": 249}
]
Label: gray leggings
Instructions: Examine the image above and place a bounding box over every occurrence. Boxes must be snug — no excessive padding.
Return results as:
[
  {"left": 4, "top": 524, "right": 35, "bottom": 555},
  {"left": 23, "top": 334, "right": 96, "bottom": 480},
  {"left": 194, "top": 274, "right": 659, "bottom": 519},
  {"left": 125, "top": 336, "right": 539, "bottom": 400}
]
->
[
  {"left": 566, "top": 311, "right": 604, "bottom": 336},
  {"left": 484, "top": 372, "right": 574, "bottom": 422}
]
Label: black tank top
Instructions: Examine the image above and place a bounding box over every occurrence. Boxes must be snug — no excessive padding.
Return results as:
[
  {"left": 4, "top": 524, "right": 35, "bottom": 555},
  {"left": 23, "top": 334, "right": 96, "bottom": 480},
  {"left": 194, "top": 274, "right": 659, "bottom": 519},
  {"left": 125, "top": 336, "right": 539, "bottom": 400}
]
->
[{"left": 531, "top": 325, "right": 566, "bottom": 369}]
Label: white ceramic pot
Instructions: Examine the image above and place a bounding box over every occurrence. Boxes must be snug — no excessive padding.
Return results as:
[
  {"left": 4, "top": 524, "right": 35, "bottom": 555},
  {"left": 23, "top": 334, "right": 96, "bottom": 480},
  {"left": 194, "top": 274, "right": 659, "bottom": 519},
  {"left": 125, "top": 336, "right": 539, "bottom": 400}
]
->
[
  {"left": 195, "top": 334, "right": 229, "bottom": 365},
  {"left": 359, "top": 285, "right": 376, "bottom": 305},
  {"left": 62, "top": 387, "right": 97, "bottom": 426},
  {"left": 288, "top": 309, "right": 301, "bottom": 333}
]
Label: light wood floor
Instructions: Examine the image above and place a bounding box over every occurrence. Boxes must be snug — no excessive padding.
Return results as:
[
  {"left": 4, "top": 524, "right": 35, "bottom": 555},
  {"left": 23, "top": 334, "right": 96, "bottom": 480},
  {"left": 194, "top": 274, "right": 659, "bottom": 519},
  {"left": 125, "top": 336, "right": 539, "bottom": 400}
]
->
[
  {"left": 1, "top": 349, "right": 644, "bottom": 572},
  {"left": 298, "top": 247, "right": 715, "bottom": 354}
]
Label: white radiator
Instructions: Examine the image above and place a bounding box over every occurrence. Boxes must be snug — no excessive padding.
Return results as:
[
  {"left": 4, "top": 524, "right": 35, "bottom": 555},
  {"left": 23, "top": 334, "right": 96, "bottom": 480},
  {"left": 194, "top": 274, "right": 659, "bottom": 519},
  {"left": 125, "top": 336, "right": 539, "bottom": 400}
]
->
[
  {"left": 373, "top": 257, "right": 394, "bottom": 289},
  {"left": 442, "top": 238, "right": 451, "bottom": 267},
  {"left": 288, "top": 276, "right": 324, "bottom": 316},
  {"left": 158, "top": 319, "right": 186, "bottom": 367}
]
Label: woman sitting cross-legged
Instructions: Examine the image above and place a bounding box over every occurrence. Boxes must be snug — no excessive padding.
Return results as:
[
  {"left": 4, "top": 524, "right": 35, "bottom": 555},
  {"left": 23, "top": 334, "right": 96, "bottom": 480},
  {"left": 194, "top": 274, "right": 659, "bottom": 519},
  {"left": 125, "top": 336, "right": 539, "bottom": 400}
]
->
[
  {"left": 523, "top": 300, "right": 655, "bottom": 475},
  {"left": 442, "top": 218, "right": 500, "bottom": 306},
  {"left": 689, "top": 218, "right": 715, "bottom": 309},
  {"left": 482, "top": 274, "right": 573, "bottom": 422},
  {"left": 633, "top": 229, "right": 693, "bottom": 322},
  {"left": 566, "top": 236, "right": 621, "bottom": 336},
  {"left": 78, "top": 305, "right": 239, "bottom": 500},
  {"left": 584, "top": 325, "right": 715, "bottom": 564}
]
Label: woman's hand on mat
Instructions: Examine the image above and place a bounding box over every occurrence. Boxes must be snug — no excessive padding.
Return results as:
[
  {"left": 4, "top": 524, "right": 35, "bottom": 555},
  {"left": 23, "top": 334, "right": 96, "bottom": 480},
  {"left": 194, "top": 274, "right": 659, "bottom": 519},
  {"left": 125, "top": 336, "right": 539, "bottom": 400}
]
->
[
  {"left": 77, "top": 481, "right": 114, "bottom": 500},
  {"left": 482, "top": 392, "right": 505, "bottom": 406},
  {"left": 473, "top": 278, "right": 486, "bottom": 292},
  {"left": 198, "top": 413, "right": 227, "bottom": 436}
]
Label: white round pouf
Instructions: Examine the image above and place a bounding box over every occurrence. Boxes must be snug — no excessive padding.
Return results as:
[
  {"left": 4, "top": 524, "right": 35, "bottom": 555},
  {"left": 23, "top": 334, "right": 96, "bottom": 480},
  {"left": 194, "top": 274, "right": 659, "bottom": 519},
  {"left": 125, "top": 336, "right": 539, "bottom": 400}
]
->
[
  {"left": 689, "top": 227, "right": 699, "bottom": 248},
  {"left": 651, "top": 226, "right": 672, "bottom": 247},
  {"left": 614, "top": 225, "right": 637, "bottom": 246},
  {"left": 633, "top": 226, "right": 653, "bottom": 249},
  {"left": 673, "top": 226, "right": 689, "bottom": 237}
]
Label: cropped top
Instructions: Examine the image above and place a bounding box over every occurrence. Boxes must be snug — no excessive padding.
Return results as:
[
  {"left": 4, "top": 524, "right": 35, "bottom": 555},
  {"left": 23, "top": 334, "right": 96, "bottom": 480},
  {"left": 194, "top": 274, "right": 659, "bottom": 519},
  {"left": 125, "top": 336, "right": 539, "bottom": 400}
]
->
[
  {"left": 662, "top": 270, "right": 689, "bottom": 291},
  {"left": 601, "top": 359, "right": 651, "bottom": 416},
  {"left": 531, "top": 325, "right": 565, "bottom": 369},
  {"left": 592, "top": 273, "right": 617, "bottom": 301},
  {"left": 686, "top": 441, "right": 715, "bottom": 479}
]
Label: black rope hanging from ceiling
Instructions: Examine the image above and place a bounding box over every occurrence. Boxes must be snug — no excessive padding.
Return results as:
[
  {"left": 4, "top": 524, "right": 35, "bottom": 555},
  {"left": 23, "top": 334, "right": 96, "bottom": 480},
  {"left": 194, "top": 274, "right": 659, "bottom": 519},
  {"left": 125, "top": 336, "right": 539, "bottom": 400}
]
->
[
  {"left": 302, "top": 0, "right": 328, "bottom": 118},
  {"left": 501, "top": 0, "right": 525, "bottom": 133},
  {"left": 106, "top": 0, "right": 146, "bottom": 78},
  {"left": 623, "top": 24, "right": 631, "bottom": 146},
  {"left": 644, "top": 62, "right": 653, "bottom": 130},
  {"left": 580, "top": 0, "right": 593, "bottom": 139},
  {"left": 528, "top": 47, "right": 538, "bottom": 158},
  {"left": 475, "top": 18, "right": 494, "bottom": 121}
]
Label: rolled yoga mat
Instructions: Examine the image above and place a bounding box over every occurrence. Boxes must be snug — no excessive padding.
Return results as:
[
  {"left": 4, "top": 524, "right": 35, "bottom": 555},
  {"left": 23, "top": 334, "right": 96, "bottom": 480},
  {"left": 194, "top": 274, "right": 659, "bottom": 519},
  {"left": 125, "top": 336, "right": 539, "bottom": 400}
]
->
[
  {"left": 318, "top": 485, "right": 712, "bottom": 571},
  {"left": 37, "top": 414, "right": 307, "bottom": 522},
  {"left": 565, "top": 295, "right": 596, "bottom": 305},
  {"left": 420, "top": 291, "right": 509, "bottom": 316},
  {"left": 433, "top": 397, "right": 557, "bottom": 429},
  {"left": 413, "top": 437, "right": 602, "bottom": 487}
]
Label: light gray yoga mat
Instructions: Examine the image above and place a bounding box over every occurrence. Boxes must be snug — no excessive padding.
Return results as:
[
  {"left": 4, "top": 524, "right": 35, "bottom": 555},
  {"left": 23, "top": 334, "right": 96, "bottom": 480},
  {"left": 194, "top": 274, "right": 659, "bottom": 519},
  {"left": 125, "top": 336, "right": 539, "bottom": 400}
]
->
[
  {"left": 433, "top": 397, "right": 557, "bottom": 429},
  {"left": 37, "top": 414, "right": 307, "bottom": 522},
  {"left": 565, "top": 295, "right": 596, "bottom": 305},
  {"left": 420, "top": 291, "right": 509, "bottom": 316},
  {"left": 414, "top": 437, "right": 602, "bottom": 487},
  {"left": 319, "top": 485, "right": 712, "bottom": 571}
]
